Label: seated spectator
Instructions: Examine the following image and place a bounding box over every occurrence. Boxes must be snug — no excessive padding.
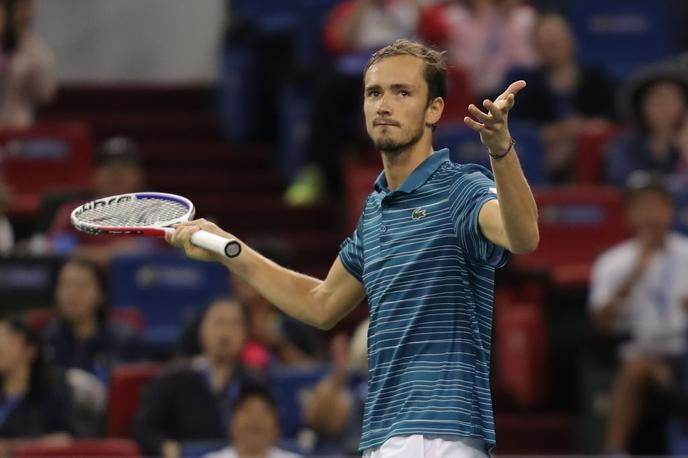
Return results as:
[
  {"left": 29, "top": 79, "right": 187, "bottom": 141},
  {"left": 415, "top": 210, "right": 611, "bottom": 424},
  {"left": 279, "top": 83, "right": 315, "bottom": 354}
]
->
[
  {"left": 203, "top": 383, "right": 303, "bottom": 458},
  {"left": 605, "top": 63, "right": 688, "bottom": 187},
  {"left": 0, "top": 0, "right": 56, "bottom": 127},
  {"left": 133, "top": 298, "right": 261, "bottom": 458},
  {"left": 589, "top": 178, "right": 688, "bottom": 453},
  {"left": 48, "top": 136, "right": 151, "bottom": 264},
  {"left": 0, "top": 181, "right": 13, "bottom": 255},
  {"left": 230, "top": 238, "right": 321, "bottom": 367},
  {"left": 284, "top": 0, "right": 423, "bottom": 205},
  {"left": 0, "top": 318, "right": 74, "bottom": 455},
  {"left": 506, "top": 13, "right": 615, "bottom": 183},
  {"left": 303, "top": 318, "right": 369, "bottom": 456},
  {"left": 425, "top": 0, "right": 537, "bottom": 100},
  {"left": 43, "top": 258, "right": 146, "bottom": 382}
]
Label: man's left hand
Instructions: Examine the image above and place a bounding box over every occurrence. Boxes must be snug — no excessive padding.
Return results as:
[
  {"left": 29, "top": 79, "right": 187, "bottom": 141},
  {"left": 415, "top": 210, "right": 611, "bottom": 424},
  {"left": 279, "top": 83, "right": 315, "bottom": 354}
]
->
[{"left": 464, "top": 80, "right": 526, "bottom": 155}]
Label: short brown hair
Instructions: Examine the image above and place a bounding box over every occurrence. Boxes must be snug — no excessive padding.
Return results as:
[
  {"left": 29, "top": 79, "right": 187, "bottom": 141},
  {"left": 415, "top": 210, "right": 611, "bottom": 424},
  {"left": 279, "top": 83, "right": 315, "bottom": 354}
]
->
[{"left": 364, "top": 39, "right": 448, "bottom": 103}]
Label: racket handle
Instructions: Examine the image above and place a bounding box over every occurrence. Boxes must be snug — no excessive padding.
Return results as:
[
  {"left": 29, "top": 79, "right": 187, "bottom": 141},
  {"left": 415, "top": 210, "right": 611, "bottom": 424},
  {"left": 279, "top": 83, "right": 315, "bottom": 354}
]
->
[{"left": 191, "top": 230, "right": 242, "bottom": 258}]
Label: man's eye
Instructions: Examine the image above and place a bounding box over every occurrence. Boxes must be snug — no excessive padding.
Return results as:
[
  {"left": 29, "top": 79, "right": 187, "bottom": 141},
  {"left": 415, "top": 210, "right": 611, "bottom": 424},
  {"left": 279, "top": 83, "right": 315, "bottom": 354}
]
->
[
  {"left": 399, "top": 90, "right": 410, "bottom": 97},
  {"left": 369, "top": 91, "right": 380, "bottom": 97}
]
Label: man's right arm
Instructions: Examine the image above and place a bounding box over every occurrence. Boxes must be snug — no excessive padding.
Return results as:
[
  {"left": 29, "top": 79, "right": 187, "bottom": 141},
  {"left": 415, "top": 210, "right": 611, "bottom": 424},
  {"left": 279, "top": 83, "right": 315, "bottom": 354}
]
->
[{"left": 167, "top": 219, "right": 366, "bottom": 330}]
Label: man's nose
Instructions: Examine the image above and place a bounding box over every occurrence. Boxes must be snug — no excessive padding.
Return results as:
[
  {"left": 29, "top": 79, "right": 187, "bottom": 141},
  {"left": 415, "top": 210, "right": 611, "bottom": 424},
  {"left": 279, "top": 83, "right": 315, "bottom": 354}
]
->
[{"left": 377, "top": 95, "right": 392, "bottom": 116}]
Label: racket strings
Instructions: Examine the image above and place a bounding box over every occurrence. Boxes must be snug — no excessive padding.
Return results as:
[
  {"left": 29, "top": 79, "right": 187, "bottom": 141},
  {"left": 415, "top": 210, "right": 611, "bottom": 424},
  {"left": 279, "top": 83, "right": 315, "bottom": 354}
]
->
[{"left": 77, "top": 198, "right": 189, "bottom": 227}]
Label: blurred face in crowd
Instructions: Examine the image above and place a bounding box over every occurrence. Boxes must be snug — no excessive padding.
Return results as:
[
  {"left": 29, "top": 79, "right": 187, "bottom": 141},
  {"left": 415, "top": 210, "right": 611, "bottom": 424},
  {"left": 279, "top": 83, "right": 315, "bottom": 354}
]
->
[
  {"left": 533, "top": 14, "right": 575, "bottom": 68},
  {"left": 641, "top": 81, "right": 687, "bottom": 133},
  {"left": 199, "top": 299, "right": 247, "bottom": 365},
  {"left": 626, "top": 190, "right": 674, "bottom": 246},
  {"left": 55, "top": 262, "right": 104, "bottom": 325},
  {"left": 230, "top": 395, "right": 280, "bottom": 456},
  {"left": 94, "top": 163, "right": 144, "bottom": 198},
  {"left": 0, "top": 322, "right": 35, "bottom": 376},
  {"left": 364, "top": 55, "right": 439, "bottom": 156}
]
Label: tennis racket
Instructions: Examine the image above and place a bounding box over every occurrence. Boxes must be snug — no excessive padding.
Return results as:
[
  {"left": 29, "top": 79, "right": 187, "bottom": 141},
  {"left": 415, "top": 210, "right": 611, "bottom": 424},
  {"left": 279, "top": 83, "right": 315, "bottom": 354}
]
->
[{"left": 70, "top": 192, "right": 241, "bottom": 258}]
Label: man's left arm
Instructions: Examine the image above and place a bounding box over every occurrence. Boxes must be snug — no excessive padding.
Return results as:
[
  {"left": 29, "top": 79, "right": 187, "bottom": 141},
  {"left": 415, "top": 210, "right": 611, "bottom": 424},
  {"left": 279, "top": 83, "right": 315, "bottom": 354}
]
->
[{"left": 463, "top": 80, "right": 539, "bottom": 254}]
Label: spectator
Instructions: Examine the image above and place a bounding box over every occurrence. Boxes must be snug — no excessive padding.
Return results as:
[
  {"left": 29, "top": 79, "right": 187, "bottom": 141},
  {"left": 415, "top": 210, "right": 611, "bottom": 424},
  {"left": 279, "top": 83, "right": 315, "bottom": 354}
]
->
[
  {"left": 588, "top": 177, "right": 688, "bottom": 453},
  {"left": 0, "top": 181, "right": 13, "bottom": 255},
  {"left": 0, "top": 0, "right": 56, "bottom": 127},
  {"left": 0, "top": 318, "right": 74, "bottom": 455},
  {"left": 133, "top": 298, "right": 260, "bottom": 458},
  {"left": 284, "top": 0, "right": 423, "bottom": 205},
  {"left": 506, "top": 13, "right": 616, "bottom": 183},
  {"left": 203, "top": 383, "right": 302, "bottom": 458},
  {"left": 426, "top": 0, "right": 537, "bottom": 100},
  {"left": 303, "top": 318, "right": 369, "bottom": 456},
  {"left": 605, "top": 63, "right": 688, "bottom": 187},
  {"left": 48, "top": 136, "right": 151, "bottom": 264},
  {"left": 43, "top": 258, "right": 145, "bottom": 383}
]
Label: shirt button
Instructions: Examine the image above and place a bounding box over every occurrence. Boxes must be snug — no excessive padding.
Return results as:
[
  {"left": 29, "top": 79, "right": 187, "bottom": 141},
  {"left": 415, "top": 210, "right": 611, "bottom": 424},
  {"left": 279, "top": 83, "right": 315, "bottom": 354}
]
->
[{"left": 381, "top": 225, "right": 387, "bottom": 233}]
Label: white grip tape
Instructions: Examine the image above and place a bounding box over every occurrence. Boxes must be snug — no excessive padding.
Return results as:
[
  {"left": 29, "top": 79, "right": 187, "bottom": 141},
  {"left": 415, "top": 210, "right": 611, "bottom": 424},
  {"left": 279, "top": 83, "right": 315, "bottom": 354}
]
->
[{"left": 191, "top": 230, "right": 241, "bottom": 258}]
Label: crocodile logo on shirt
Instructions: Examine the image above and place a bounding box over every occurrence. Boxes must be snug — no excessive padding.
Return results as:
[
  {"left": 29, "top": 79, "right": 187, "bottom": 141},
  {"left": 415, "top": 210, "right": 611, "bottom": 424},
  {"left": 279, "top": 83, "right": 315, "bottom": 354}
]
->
[{"left": 411, "top": 208, "right": 427, "bottom": 220}]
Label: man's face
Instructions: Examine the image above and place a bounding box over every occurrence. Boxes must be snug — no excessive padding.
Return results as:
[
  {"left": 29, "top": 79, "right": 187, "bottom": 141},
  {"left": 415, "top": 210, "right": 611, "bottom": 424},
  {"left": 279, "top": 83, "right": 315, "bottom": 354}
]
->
[
  {"left": 627, "top": 191, "right": 674, "bottom": 246},
  {"left": 199, "top": 300, "right": 247, "bottom": 364},
  {"left": 94, "top": 163, "right": 143, "bottom": 198},
  {"left": 363, "top": 55, "right": 433, "bottom": 155}
]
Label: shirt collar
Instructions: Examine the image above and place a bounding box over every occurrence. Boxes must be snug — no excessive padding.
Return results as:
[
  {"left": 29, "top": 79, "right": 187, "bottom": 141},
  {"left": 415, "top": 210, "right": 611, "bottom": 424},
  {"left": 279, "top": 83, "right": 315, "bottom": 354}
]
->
[{"left": 374, "top": 149, "right": 450, "bottom": 194}]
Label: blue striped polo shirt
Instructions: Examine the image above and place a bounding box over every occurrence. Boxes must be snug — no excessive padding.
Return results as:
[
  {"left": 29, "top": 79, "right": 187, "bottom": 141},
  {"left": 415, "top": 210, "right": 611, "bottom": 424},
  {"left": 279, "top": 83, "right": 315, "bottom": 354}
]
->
[{"left": 339, "top": 148, "right": 509, "bottom": 453}]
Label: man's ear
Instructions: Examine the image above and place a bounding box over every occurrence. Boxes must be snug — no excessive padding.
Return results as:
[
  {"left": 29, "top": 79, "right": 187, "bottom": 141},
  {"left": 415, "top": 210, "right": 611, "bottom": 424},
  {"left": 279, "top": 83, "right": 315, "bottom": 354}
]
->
[{"left": 426, "top": 97, "right": 444, "bottom": 129}]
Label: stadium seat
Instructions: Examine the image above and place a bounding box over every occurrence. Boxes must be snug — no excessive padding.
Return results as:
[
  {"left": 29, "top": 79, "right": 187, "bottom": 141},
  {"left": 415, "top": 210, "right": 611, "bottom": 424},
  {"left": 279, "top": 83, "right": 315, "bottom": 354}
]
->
[
  {"left": 434, "top": 121, "right": 549, "bottom": 186},
  {"left": 440, "top": 67, "right": 474, "bottom": 123},
  {"left": 0, "top": 256, "right": 63, "bottom": 313},
  {"left": 107, "top": 362, "right": 163, "bottom": 437},
  {"left": 511, "top": 186, "right": 627, "bottom": 286},
  {"left": 566, "top": 0, "right": 675, "bottom": 81},
  {"left": 269, "top": 363, "right": 331, "bottom": 438},
  {"left": 26, "top": 307, "right": 145, "bottom": 334},
  {"left": 494, "top": 295, "right": 549, "bottom": 408},
  {"left": 576, "top": 123, "right": 623, "bottom": 184},
  {"left": 0, "top": 122, "right": 93, "bottom": 216},
  {"left": 109, "top": 252, "right": 229, "bottom": 347},
  {"left": 13, "top": 439, "right": 141, "bottom": 457},
  {"left": 344, "top": 158, "right": 381, "bottom": 231}
]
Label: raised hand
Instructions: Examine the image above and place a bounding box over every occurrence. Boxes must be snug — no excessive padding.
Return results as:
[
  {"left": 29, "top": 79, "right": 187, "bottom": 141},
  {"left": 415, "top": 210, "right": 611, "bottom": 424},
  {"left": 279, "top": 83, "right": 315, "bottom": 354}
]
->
[{"left": 463, "top": 80, "right": 527, "bottom": 155}]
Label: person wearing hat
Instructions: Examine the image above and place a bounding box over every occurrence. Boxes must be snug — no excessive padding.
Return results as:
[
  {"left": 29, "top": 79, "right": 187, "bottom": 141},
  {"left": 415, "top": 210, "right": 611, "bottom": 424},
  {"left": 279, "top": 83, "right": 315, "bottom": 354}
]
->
[
  {"left": 47, "top": 136, "right": 149, "bottom": 263},
  {"left": 589, "top": 175, "right": 688, "bottom": 453},
  {"left": 605, "top": 62, "right": 688, "bottom": 187}
]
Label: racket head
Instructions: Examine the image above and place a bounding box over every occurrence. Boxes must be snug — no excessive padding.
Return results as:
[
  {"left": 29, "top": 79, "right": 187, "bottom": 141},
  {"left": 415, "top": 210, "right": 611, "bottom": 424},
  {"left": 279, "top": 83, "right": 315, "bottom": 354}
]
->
[{"left": 70, "top": 192, "right": 195, "bottom": 237}]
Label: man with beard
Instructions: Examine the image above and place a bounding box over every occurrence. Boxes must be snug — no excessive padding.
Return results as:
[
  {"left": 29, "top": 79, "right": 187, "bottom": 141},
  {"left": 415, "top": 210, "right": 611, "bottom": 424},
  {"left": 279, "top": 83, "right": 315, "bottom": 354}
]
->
[{"left": 167, "top": 39, "right": 539, "bottom": 457}]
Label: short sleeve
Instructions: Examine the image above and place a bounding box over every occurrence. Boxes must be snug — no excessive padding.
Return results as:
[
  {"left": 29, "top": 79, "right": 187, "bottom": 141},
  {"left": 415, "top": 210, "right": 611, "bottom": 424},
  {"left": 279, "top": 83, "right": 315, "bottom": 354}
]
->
[
  {"left": 338, "top": 212, "right": 365, "bottom": 284},
  {"left": 589, "top": 254, "right": 617, "bottom": 312},
  {"left": 449, "top": 164, "right": 508, "bottom": 267}
]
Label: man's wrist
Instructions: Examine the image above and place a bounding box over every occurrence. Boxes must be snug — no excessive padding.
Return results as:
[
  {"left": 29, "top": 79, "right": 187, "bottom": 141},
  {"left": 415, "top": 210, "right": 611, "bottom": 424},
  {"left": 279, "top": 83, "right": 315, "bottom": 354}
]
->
[{"left": 488, "top": 138, "right": 515, "bottom": 160}]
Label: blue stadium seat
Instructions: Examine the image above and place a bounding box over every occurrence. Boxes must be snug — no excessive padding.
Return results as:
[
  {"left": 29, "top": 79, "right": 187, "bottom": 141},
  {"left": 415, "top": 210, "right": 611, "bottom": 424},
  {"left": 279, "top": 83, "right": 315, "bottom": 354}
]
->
[
  {"left": 0, "top": 256, "right": 62, "bottom": 312},
  {"left": 434, "top": 121, "right": 549, "bottom": 186},
  {"left": 269, "top": 363, "right": 331, "bottom": 438},
  {"left": 566, "top": 0, "right": 675, "bottom": 81},
  {"left": 109, "top": 251, "right": 229, "bottom": 348}
]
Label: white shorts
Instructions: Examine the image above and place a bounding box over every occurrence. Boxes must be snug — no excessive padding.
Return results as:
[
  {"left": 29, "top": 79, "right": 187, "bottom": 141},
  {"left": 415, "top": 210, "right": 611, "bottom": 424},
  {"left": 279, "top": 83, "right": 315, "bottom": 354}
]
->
[{"left": 362, "top": 435, "right": 488, "bottom": 458}]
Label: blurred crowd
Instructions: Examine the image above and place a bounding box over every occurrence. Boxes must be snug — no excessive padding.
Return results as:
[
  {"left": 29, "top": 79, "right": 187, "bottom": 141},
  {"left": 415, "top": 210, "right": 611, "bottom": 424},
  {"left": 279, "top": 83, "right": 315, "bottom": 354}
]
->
[{"left": 1, "top": 0, "right": 688, "bottom": 456}]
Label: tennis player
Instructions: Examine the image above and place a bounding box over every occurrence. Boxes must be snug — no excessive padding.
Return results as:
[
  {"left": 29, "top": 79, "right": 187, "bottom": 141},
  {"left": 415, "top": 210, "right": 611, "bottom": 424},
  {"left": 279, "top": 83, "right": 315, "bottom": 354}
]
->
[{"left": 167, "top": 39, "right": 539, "bottom": 457}]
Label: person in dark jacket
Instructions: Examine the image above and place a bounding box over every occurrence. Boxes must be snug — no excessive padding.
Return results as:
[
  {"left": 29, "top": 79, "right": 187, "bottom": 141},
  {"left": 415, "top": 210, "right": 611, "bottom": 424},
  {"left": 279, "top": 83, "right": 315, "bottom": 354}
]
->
[
  {"left": 0, "top": 318, "right": 74, "bottom": 455},
  {"left": 507, "top": 13, "right": 616, "bottom": 183},
  {"left": 43, "top": 258, "right": 145, "bottom": 383},
  {"left": 132, "top": 297, "right": 260, "bottom": 458}
]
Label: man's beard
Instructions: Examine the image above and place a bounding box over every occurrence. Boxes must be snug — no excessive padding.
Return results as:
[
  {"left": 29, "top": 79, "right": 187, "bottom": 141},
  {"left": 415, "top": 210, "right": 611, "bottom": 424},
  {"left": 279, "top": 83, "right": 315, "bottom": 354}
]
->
[{"left": 373, "top": 122, "right": 425, "bottom": 157}]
